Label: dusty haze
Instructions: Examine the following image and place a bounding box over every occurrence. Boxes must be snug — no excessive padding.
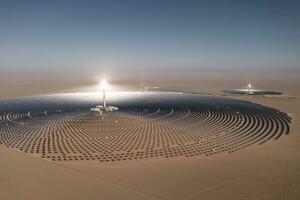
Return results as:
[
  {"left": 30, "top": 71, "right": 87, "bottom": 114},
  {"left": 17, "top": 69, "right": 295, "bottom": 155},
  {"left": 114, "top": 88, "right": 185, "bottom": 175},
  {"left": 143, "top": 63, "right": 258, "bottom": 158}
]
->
[{"left": 1, "top": 70, "right": 299, "bottom": 99}]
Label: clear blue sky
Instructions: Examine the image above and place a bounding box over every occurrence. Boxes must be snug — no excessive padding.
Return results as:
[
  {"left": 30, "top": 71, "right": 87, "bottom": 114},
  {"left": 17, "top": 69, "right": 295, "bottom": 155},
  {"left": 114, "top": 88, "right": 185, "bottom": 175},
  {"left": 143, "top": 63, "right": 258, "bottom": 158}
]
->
[{"left": 0, "top": 0, "right": 299, "bottom": 72}]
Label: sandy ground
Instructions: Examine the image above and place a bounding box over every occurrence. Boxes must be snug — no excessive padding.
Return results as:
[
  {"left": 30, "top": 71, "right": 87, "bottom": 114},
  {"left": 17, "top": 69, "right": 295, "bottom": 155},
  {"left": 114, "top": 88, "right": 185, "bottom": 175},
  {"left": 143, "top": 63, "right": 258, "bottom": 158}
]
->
[{"left": 0, "top": 71, "right": 299, "bottom": 200}]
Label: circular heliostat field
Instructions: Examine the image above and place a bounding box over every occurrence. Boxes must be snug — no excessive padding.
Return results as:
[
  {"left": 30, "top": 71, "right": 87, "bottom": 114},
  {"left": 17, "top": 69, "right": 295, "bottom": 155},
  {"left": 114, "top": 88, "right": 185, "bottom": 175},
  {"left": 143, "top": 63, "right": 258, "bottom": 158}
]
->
[{"left": 0, "top": 92, "right": 291, "bottom": 162}]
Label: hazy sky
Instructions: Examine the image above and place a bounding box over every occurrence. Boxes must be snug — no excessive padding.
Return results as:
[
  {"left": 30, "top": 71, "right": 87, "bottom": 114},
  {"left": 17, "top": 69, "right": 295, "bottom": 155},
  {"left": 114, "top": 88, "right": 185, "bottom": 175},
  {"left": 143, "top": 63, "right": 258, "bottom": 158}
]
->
[{"left": 0, "top": 0, "right": 299, "bottom": 73}]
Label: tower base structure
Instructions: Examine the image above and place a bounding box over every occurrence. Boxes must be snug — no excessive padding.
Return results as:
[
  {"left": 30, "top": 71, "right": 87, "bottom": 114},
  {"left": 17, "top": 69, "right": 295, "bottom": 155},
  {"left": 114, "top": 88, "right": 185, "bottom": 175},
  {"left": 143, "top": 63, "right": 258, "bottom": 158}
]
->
[{"left": 90, "top": 105, "right": 119, "bottom": 112}]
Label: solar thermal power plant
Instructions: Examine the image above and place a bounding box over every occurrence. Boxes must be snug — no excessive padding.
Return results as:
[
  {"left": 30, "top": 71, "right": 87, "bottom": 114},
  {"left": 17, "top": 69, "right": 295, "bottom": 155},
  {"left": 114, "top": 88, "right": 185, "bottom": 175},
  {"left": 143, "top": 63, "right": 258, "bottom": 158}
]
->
[
  {"left": 223, "top": 83, "right": 283, "bottom": 95},
  {"left": 0, "top": 92, "right": 291, "bottom": 162},
  {"left": 1, "top": 83, "right": 299, "bottom": 200},
  {"left": 1, "top": 1, "right": 300, "bottom": 200}
]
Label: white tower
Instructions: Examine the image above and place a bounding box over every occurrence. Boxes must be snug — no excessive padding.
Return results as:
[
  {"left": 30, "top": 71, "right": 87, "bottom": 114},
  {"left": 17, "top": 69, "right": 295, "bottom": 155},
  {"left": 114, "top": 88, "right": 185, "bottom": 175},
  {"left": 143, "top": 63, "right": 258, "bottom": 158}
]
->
[
  {"left": 103, "top": 90, "right": 106, "bottom": 108},
  {"left": 90, "top": 80, "right": 119, "bottom": 113},
  {"left": 101, "top": 80, "right": 107, "bottom": 108}
]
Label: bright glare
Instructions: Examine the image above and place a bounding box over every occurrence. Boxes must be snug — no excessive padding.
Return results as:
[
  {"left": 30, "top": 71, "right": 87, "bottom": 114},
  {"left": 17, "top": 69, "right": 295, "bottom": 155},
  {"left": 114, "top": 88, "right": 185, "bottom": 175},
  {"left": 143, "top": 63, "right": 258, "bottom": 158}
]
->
[
  {"left": 100, "top": 80, "right": 108, "bottom": 90},
  {"left": 248, "top": 83, "right": 252, "bottom": 88}
]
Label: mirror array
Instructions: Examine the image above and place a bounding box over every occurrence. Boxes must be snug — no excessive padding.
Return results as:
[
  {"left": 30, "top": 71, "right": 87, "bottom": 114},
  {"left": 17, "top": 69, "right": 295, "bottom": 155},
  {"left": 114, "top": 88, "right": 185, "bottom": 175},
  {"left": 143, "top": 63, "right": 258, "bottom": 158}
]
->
[{"left": 0, "top": 92, "right": 291, "bottom": 162}]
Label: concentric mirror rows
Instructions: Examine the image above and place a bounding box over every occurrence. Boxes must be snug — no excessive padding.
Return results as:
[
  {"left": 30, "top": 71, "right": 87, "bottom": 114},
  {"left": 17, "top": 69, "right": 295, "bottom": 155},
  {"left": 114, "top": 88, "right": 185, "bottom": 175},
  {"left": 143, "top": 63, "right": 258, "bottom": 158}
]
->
[{"left": 0, "top": 92, "right": 291, "bottom": 162}]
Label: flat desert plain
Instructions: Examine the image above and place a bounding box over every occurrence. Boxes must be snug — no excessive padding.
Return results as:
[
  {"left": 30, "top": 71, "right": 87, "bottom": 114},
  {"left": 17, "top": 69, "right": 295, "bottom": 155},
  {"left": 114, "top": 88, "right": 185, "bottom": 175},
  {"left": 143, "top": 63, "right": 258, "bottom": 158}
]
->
[{"left": 0, "top": 71, "right": 299, "bottom": 200}]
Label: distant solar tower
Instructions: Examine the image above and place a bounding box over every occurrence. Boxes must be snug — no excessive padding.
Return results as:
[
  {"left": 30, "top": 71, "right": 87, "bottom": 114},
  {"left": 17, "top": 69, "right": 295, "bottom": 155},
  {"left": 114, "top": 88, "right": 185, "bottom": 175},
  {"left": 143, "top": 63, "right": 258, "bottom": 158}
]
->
[
  {"left": 247, "top": 83, "right": 254, "bottom": 95},
  {"left": 248, "top": 83, "right": 252, "bottom": 89}
]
